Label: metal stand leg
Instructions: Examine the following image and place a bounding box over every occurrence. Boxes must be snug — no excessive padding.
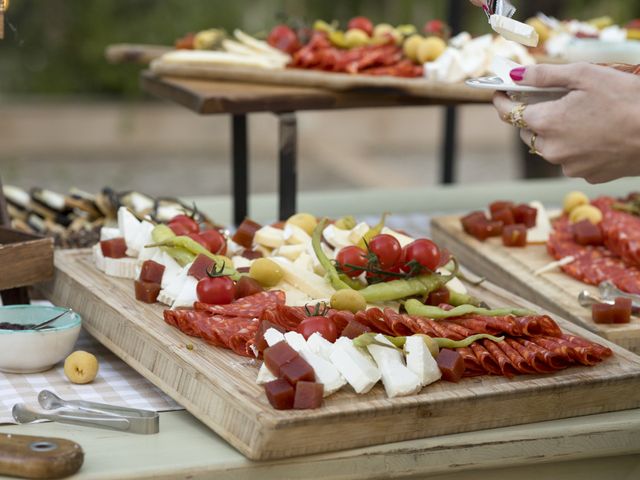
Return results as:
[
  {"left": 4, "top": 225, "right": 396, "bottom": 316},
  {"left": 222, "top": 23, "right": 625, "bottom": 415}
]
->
[
  {"left": 1, "top": 288, "right": 30, "bottom": 305},
  {"left": 231, "top": 114, "right": 248, "bottom": 227},
  {"left": 440, "top": 0, "right": 464, "bottom": 184},
  {"left": 441, "top": 106, "right": 457, "bottom": 184},
  {"left": 278, "top": 112, "right": 297, "bottom": 221}
]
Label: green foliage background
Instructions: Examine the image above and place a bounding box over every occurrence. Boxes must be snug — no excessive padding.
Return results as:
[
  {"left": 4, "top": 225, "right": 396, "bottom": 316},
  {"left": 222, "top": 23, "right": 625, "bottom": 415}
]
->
[{"left": 0, "top": 0, "right": 639, "bottom": 96}]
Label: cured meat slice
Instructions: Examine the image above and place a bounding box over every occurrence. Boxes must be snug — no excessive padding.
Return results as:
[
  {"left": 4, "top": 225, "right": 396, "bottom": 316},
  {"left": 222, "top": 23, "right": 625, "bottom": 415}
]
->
[
  {"left": 516, "top": 338, "right": 571, "bottom": 371},
  {"left": 164, "top": 309, "right": 210, "bottom": 337},
  {"left": 495, "top": 339, "right": 537, "bottom": 374},
  {"left": 561, "top": 334, "right": 613, "bottom": 359},
  {"left": 482, "top": 339, "right": 519, "bottom": 377},
  {"left": 195, "top": 290, "right": 286, "bottom": 318},
  {"left": 260, "top": 304, "right": 307, "bottom": 331},
  {"left": 505, "top": 338, "right": 555, "bottom": 374},
  {"left": 593, "top": 197, "right": 640, "bottom": 268},
  {"left": 327, "top": 310, "right": 353, "bottom": 333},
  {"left": 458, "top": 346, "right": 486, "bottom": 376},
  {"left": 548, "top": 215, "right": 640, "bottom": 294},
  {"left": 470, "top": 342, "right": 502, "bottom": 376},
  {"left": 354, "top": 308, "right": 395, "bottom": 335}
]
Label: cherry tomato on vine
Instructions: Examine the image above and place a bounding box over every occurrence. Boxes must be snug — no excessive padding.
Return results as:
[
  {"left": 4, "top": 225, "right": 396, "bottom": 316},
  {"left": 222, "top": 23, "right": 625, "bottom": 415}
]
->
[
  {"left": 200, "top": 229, "right": 227, "bottom": 255},
  {"left": 267, "top": 25, "right": 301, "bottom": 54},
  {"left": 336, "top": 246, "right": 368, "bottom": 278},
  {"left": 196, "top": 276, "right": 236, "bottom": 305},
  {"left": 187, "top": 232, "right": 208, "bottom": 249},
  {"left": 402, "top": 239, "right": 441, "bottom": 272},
  {"left": 368, "top": 234, "right": 402, "bottom": 269},
  {"left": 297, "top": 316, "right": 338, "bottom": 342},
  {"left": 169, "top": 214, "right": 199, "bottom": 235}
]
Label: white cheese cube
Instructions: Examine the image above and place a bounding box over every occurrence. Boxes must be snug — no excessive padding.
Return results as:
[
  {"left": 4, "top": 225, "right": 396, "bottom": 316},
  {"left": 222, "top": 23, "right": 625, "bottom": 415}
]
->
[
  {"left": 404, "top": 335, "right": 442, "bottom": 387},
  {"left": 527, "top": 201, "right": 553, "bottom": 244},
  {"left": 256, "top": 364, "right": 278, "bottom": 385},
  {"left": 330, "top": 337, "right": 381, "bottom": 394},
  {"left": 127, "top": 220, "right": 155, "bottom": 258},
  {"left": 367, "top": 344, "right": 422, "bottom": 398},
  {"left": 231, "top": 255, "right": 252, "bottom": 270},
  {"left": 437, "top": 268, "right": 468, "bottom": 296},
  {"left": 264, "top": 328, "right": 285, "bottom": 347},
  {"left": 158, "top": 264, "right": 190, "bottom": 306},
  {"left": 323, "top": 224, "right": 353, "bottom": 250}
]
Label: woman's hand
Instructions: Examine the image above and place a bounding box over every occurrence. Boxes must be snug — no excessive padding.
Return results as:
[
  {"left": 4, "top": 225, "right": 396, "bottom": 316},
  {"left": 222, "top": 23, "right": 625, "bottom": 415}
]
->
[{"left": 493, "top": 63, "right": 640, "bottom": 183}]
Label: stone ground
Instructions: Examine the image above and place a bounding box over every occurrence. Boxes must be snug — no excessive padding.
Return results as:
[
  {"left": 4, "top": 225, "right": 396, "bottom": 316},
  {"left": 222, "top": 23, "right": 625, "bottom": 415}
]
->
[{"left": 0, "top": 99, "right": 525, "bottom": 197}]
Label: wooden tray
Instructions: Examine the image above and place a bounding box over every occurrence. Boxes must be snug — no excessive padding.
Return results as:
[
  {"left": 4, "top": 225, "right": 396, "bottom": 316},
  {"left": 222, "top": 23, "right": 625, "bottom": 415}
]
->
[
  {"left": 0, "top": 227, "right": 54, "bottom": 291},
  {"left": 431, "top": 215, "right": 640, "bottom": 354},
  {"left": 149, "top": 60, "right": 493, "bottom": 103},
  {"left": 41, "top": 249, "right": 640, "bottom": 460}
]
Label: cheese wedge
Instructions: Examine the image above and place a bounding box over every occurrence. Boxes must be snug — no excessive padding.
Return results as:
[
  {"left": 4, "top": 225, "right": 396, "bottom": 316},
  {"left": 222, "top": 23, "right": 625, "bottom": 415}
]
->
[
  {"left": 527, "top": 201, "right": 553, "bottom": 244},
  {"left": 93, "top": 244, "right": 137, "bottom": 279},
  {"left": 254, "top": 225, "right": 285, "bottom": 249},
  {"left": 490, "top": 15, "right": 539, "bottom": 47},
  {"left": 270, "top": 256, "right": 335, "bottom": 300}
]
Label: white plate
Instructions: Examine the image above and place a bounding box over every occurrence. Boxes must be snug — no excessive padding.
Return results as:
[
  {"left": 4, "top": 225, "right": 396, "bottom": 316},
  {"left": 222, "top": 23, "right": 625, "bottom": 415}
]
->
[{"left": 466, "top": 76, "right": 568, "bottom": 93}]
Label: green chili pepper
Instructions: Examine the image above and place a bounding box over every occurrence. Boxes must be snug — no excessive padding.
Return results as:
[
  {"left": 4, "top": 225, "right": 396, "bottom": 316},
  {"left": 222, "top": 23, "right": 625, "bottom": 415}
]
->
[
  {"left": 312, "top": 219, "right": 352, "bottom": 291},
  {"left": 405, "top": 299, "right": 534, "bottom": 319},
  {"left": 357, "top": 212, "right": 387, "bottom": 250},
  {"left": 150, "top": 225, "right": 196, "bottom": 267},
  {"left": 448, "top": 290, "right": 485, "bottom": 307},
  {"left": 338, "top": 273, "right": 365, "bottom": 290},
  {"left": 354, "top": 332, "right": 504, "bottom": 358},
  {"left": 147, "top": 235, "right": 239, "bottom": 280}
]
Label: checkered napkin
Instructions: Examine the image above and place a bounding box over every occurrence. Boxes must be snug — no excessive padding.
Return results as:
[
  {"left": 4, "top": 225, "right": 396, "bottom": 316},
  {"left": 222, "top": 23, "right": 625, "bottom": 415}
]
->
[{"left": 0, "top": 329, "right": 183, "bottom": 424}]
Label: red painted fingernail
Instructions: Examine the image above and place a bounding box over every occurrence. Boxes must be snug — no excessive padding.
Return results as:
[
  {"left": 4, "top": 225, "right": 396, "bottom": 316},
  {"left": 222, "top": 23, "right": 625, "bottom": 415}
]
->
[{"left": 510, "top": 67, "right": 526, "bottom": 82}]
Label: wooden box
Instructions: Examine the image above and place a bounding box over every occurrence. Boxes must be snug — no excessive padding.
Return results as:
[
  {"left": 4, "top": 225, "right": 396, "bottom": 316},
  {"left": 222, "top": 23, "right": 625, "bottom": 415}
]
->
[
  {"left": 0, "top": 227, "right": 54, "bottom": 291},
  {"left": 42, "top": 249, "right": 640, "bottom": 460}
]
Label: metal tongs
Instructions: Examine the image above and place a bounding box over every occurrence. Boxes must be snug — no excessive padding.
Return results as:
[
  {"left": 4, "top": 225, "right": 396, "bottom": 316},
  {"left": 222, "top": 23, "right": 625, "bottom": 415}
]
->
[
  {"left": 483, "top": 0, "right": 516, "bottom": 20},
  {"left": 12, "top": 390, "right": 159, "bottom": 434},
  {"left": 578, "top": 281, "right": 640, "bottom": 314}
]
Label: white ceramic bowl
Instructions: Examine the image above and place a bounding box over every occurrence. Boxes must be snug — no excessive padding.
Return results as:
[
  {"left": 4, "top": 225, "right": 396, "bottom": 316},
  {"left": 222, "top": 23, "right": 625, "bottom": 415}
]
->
[{"left": 0, "top": 305, "right": 82, "bottom": 373}]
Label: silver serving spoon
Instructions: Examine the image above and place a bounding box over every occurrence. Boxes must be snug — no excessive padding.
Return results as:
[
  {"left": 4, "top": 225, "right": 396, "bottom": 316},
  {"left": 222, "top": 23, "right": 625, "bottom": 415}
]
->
[{"left": 578, "top": 287, "right": 640, "bottom": 314}]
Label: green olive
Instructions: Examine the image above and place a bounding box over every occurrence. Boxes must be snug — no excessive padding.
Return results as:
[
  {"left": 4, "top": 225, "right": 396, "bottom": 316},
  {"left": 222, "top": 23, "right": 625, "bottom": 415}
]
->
[
  {"left": 330, "top": 289, "right": 367, "bottom": 313},
  {"left": 249, "top": 258, "right": 284, "bottom": 287}
]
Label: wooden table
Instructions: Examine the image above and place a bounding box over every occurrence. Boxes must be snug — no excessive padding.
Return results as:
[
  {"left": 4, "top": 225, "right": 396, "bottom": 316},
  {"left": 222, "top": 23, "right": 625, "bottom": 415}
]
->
[{"left": 140, "top": 72, "right": 491, "bottom": 225}]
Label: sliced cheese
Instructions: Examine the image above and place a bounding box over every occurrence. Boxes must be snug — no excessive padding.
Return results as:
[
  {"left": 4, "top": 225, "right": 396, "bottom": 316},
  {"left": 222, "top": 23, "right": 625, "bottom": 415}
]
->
[
  {"left": 256, "top": 364, "right": 278, "bottom": 385},
  {"left": 527, "top": 201, "right": 553, "bottom": 244},
  {"left": 330, "top": 337, "right": 381, "bottom": 394},
  {"left": 93, "top": 244, "right": 137, "bottom": 279},
  {"left": 171, "top": 276, "right": 198, "bottom": 309},
  {"left": 270, "top": 256, "right": 335, "bottom": 300},
  {"left": 99, "top": 227, "right": 122, "bottom": 242},
  {"left": 254, "top": 225, "right": 285, "bottom": 249},
  {"left": 274, "top": 244, "right": 306, "bottom": 261},
  {"left": 347, "top": 222, "right": 370, "bottom": 245},
  {"left": 158, "top": 264, "right": 189, "bottom": 306},
  {"left": 307, "top": 333, "right": 335, "bottom": 362},
  {"left": 127, "top": 220, "right": 154, "bottom": 258},
  {"left": 276, "top": 282, "right": 314, "bottom": 307},
  {"left": 157, "top": 50, "right": 285, "bottom": 70},
  {"left": 283, "top": 223, "right": 311, "bottom": 245},
  {"left": 490, "top": 15, "right": 539, "bottom": 47},
  {"left": 284, "top": 332, "right": 346, "bottom": 397},
  {"left": 437, "top": 268, "right": 467, "bottom": 295},
  {"left": 490, "top": 55, "right": 521, "bottom": 86},
  {"left": 367, "top": 343, "right": 421, "bottom": 398},
  {"left": 323, "top": 224, "right": 353, "bottom": 250},
  {"left": 404, "top": 335, "right": 442, "bottom": 387},
  {"left": 117, "top": 207, "right": 142, "bottom": 256},
  {"left": 231, "top": 255, "right": 252, "bottom": 270}
]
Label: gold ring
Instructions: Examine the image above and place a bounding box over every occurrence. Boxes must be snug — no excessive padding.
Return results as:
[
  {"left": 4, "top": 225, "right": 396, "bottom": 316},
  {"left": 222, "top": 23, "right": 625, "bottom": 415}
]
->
[
  {"left": 529, "top": 132, "right": 540, "bottom": 155},
  {"left": 506, "top": 103, "right": 528, "bottom": 129}
]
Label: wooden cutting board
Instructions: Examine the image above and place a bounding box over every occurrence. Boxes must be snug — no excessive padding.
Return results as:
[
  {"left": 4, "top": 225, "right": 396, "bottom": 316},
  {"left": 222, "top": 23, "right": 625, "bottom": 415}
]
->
[
  {"left": 431, "top": 215, "right": 640, "bottom": 354},
  {"left": 149, "top": 60, "right": 493, "bottom": 103},
  {"left": 41, "top": 249, "right": 640, "bottom": 460}
]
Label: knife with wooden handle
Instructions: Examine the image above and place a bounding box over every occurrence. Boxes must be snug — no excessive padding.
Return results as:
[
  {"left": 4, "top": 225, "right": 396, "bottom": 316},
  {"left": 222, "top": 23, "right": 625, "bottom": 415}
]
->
[{"left": 0, "top": 433, "right": 83, "bottom": 479}]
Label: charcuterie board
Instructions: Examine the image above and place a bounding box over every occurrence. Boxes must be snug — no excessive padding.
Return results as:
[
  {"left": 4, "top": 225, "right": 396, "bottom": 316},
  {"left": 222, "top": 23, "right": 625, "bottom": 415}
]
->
[
  {"left": 148, "top": 60, "right": 493, "bottom": 103},
  {"left": 431, "top": 215, "right": 640, "bottom": 354},
  {"left": 40, "top": 249, "right": 640, "bottom": 460}
]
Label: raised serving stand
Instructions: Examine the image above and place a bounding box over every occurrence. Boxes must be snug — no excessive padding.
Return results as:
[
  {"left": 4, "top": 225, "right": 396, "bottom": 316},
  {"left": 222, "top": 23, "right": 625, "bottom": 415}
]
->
[
  {"left": 431, "top": 214, "right": 640, "bottom": 354},
  {"left": 42, "top": 248, "right": 640, "bottom": 460}
]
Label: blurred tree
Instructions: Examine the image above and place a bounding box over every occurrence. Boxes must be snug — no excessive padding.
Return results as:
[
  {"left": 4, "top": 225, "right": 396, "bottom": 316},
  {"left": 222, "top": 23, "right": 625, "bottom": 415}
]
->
[{"left": 0, "top": 0, "right": 637, "bottom": 96}]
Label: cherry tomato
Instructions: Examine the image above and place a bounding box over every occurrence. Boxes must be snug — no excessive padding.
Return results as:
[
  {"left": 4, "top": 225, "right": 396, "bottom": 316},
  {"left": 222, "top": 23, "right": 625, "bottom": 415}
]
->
[
  {"left": 368, "top": 234, "right": 402, "bottom": 269},
  {"left": 200, "top": 229, "right": 227, "bottom": 255},
  {"left": 169, "top": 214, "right": 199, "bottom": 234},
  {"left": 336, "top": 246, "right": 368, "bottom": 278},
  {"left": 267, "top": 25, "right": 301, "bottom": 54},
  {"left": 196, "top": 276, "right": 236, "bottom": 305},
  {"left": 168, "top": 222, "right": 192, "bottom": 236},
  {"left": 347, "top": 16, "right": 374, "bottom": 36},
  {"left": 297, "top": 316, "right": 338, "bottom": 342},
  {"left": 402, "top": 239, "right": 441, "bottom": 272},
  {"left": 423, "top": 19, "right": 450, "bottom": 38}
]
